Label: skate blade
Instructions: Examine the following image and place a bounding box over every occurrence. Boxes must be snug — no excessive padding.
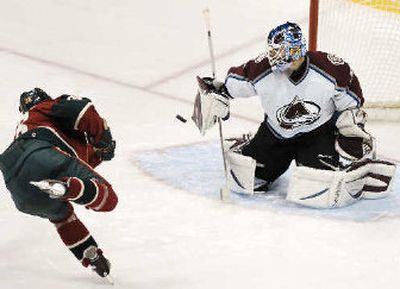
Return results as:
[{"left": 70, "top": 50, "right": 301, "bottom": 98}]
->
[{"left": 104, "top": 274, "right": 114, "bottom": 285}]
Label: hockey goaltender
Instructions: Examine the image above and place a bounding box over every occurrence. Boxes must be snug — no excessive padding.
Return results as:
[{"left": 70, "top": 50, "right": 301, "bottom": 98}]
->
[{"left": 192, "top": 22, "right": 396, "bottom": 209}]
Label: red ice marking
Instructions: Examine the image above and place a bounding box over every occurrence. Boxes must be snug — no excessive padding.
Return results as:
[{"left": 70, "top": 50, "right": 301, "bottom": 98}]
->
[
  {"left": 0, "top": 45, "right": 259, "bottom": 124},
  {"left": 141, "top": 35, "right": 264, "bottom": 89}
]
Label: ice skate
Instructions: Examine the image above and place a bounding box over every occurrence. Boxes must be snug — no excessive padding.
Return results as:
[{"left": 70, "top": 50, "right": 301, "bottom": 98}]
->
[
  {"left": 254, "top": 178, "right": 270, "bottom": 193},
  {"left": 30, "top": 179, "right": 67, "bottom": 199},
  {"left": 83, "top": 246, "right": 113, "bottom": 284}
]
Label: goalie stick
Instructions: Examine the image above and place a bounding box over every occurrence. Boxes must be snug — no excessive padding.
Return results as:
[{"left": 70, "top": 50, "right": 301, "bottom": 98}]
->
[{"left": 202, "top": 8, "right": 230, "bottom": 201}]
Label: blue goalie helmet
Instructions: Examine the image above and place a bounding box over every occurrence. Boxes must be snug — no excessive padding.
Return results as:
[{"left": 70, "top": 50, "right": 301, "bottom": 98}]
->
[
  {"left": 19, "top": 88, "right": 51, "bottom": 113},
  {"left": 267, "top": 22, "right": 307, "bottom": 72}
]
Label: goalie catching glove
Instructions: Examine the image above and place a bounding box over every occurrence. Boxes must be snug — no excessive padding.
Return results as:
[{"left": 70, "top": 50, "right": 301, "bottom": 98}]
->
[
  {"left": 335, "top": 108, "right": 375, "bottom": 161},
  {"left": 192, "top": 76, "right": 231, "bottom": 135}
]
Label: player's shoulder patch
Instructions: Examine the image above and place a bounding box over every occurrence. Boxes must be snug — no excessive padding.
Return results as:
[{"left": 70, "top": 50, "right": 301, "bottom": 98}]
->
[
  {"left": 327, "top": 53, "right": 345, "bottom": 66},
  {"left": 307, "top": 51, "right": 350, "bottom": 87}
]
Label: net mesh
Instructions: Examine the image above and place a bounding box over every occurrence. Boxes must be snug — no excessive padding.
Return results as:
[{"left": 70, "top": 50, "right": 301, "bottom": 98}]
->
[{"left": 317, "top": 0, "right": 400, "bottom": 108}]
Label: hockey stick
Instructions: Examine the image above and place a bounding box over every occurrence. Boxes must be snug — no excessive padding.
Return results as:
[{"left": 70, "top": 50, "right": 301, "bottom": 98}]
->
[{"left": 203, "top": 8, "right": 230, "bottom": 201}]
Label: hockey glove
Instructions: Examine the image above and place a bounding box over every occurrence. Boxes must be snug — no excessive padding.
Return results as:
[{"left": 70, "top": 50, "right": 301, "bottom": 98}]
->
[
  {"left": 192, "top": 76, "right": 231, "bottom": 135},
  {"left": 200, "top": 77, "right": 231, "bottom": 100},
  {"left": 92, "top": 128, "right": 116, "bottom": 161},
  {"left": 335, "top": 108, "right": 375, "bottom": 161}
]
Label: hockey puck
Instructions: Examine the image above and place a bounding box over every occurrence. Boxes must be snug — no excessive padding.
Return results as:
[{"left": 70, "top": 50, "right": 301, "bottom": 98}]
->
[{"left": 176, "top": 114, "right": 187, "bottom": 123}]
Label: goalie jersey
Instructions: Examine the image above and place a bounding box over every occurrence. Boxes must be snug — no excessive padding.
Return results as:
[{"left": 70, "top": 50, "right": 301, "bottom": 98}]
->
[
  {"left": 14, "top": 95, "right": 105, "bottom": 168},
  {"left": 225, "top": 51, "right": 364, "bottom": 139}
]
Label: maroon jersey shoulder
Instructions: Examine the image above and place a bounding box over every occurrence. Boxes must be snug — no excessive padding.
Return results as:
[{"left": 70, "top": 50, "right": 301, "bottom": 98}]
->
[
  {"left": 308, "top": 51, "right": 363, "bottom": 104},
  {"left": 307, "top": 51, "right": 352, "bottom": 88},
  {"left": 18, "top": 97, "right": 101, "bottom": 167},
  {"left": 24, "top": 98, "right": 59, "bottom": 128},
  {"left": 227, "top": 54, "right": 272, "bottom": 82}
]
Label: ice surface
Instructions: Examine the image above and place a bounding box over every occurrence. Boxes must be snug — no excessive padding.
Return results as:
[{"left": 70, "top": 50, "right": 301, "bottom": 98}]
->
[
  {"left": 1, "top": 1, "right": 400, "bottom": 289},
  {"left": 136, "top": 142, "right": 400, "bottom": 222}
]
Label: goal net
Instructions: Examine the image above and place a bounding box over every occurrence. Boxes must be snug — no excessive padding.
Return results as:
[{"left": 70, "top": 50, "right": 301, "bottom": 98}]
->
[{"left": 309, "top": 0, "right": 400, "bottom": 118}]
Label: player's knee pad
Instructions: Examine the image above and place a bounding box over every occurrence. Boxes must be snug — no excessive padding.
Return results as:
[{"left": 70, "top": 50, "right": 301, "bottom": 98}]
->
[{"left": 287, "top": 159, "right": 396, "bottom": 208}]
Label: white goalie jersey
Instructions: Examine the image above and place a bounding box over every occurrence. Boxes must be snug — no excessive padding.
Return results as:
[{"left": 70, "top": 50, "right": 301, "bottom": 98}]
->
[{"left": 225, "top": 51, "right": 364, "bottom": 139}]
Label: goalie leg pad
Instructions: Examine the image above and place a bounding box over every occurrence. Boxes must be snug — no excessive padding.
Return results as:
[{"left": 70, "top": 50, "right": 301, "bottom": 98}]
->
[
  {"left": 346, "top": 159, "right": 396, "bottom": 200},
  {"left": 287, "top": 166, "right": 354, "bottom": 208},
  {"left": 287, "top": 159, "right": 396, "bottom": 208},
  {"left": 226, "top": 149, "right": 257, "bottom": 195}
]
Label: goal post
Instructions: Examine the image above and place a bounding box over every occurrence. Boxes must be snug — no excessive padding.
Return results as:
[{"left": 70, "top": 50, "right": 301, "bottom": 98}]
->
[
  {"left": 308, "top": 0, "right": 400, "bottom": 118},
  {"left": 309, "top": 0, "right": 319, "bottom": 52}
]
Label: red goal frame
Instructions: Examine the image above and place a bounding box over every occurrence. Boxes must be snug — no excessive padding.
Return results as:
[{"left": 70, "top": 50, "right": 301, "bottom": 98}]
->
[{"left": 309, "top": 0, "right": 319, "bottom": 52}]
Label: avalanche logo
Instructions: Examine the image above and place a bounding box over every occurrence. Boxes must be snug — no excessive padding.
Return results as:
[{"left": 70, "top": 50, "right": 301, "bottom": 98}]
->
[{"left": 276, "top": 95, "right": 321, "bottom": 129}]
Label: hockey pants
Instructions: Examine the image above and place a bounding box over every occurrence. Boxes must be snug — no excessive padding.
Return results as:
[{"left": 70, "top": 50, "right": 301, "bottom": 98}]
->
[{"left": 0, "top": 138, "right": 118, "bottom": 263}]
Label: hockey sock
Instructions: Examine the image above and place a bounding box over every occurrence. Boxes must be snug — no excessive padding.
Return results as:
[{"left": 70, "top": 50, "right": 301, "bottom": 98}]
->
[
  {"left": 51, "top": 204, "right": 99, "bottom": 266},
  {"left": 65, "top": 177, "right": 118, "bottom": 212}
]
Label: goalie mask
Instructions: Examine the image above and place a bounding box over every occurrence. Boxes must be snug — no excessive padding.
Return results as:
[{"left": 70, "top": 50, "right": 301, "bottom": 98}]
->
[
  {"left": 19, "top": 88, "right": 51, "bottom": 113},
  {"left": 267, "top": 22, "right": 307, "bottom": 72}
]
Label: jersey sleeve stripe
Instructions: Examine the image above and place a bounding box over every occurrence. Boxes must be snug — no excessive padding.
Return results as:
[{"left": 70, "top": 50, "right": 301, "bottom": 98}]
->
[
  {"left": 73, "top": 102, "right": 93, "bottom": 130},
  {"left": 253, "top": 69, "right": 273, "bottom": 84}
]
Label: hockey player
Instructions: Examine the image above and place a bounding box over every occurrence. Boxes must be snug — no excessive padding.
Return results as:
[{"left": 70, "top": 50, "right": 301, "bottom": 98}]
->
[
  {"left": 0, "top": 88, "right": 117, "bottom": 279},
  {"left": 193, "top": 22, "right": 396, "bottom": 208}
]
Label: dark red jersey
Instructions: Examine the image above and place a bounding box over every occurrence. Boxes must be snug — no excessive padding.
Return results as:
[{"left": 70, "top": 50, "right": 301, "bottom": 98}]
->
[{"left": 15, "top": 95, "right": 105, "bottom": 168}]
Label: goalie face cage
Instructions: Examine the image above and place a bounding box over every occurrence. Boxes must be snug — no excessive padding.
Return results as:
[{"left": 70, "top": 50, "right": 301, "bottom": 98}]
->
[{"left": 309, "top": 0, "right": 400, "bottom": 119}]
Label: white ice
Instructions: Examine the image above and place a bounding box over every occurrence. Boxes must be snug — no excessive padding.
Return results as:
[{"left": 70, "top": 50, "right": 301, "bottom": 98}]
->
[{"left": 1, "top": 1, "right": 400, "bottom": 289}]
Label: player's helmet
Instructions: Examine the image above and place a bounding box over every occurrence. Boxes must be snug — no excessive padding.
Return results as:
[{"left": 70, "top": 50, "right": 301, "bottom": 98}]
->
[
  {"left": 267, "top": 22, "right": 307, "bottom": 72},
  {"left": 19, "top": 88, "right": 51, "bottom": 113}
]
